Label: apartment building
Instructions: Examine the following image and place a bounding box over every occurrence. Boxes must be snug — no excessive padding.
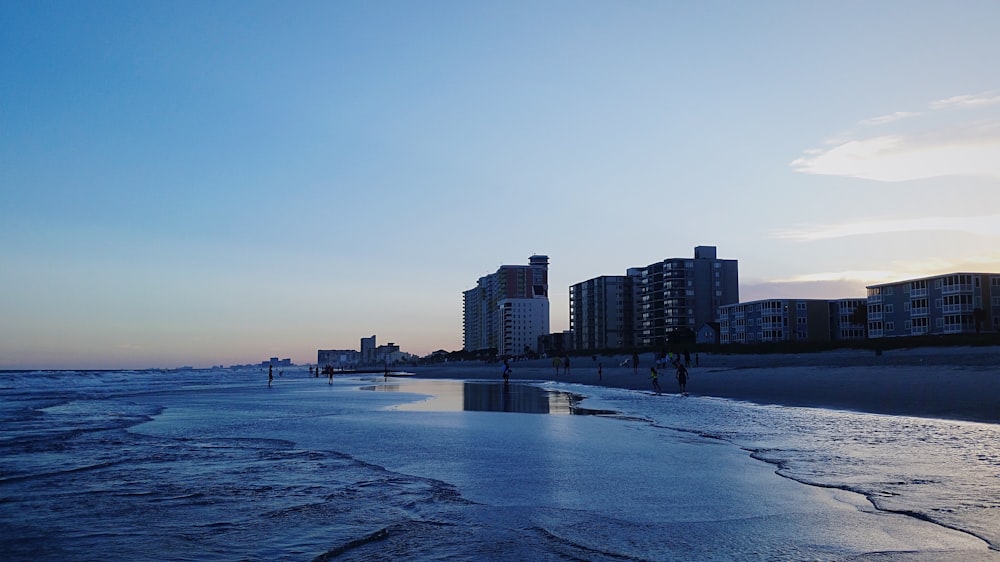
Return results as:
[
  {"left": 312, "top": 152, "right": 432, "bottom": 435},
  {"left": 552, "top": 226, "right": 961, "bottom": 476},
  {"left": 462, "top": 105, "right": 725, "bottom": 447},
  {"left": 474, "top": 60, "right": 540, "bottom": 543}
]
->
[
  {"left": 463, "top": 255, "right": 550, "bottom": 356},
  {"left": 831, "top": 298, "right": 868, "bottom": 340},
  {"left": 634, "top": 246, "right": 739, "bottom": 348},
  {"left": 718, "top": 298, "right": 834, "bottom": 344},
  {"left": 569, "top": 273, "right": 637, "bottom": 351},
  {"left": 866, "top": 272, "right": 1000, "bottom": 338},
  {"left": 568, "top": 246, "right": 738, "bottom": 351}
]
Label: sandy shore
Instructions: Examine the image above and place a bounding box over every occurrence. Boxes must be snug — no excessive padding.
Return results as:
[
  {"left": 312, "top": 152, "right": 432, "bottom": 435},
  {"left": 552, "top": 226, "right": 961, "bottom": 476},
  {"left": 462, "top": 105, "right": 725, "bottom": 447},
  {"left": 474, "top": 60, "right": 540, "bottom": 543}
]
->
[{"left": 403, "top": 346, "right": 1000, "bottom": 424}]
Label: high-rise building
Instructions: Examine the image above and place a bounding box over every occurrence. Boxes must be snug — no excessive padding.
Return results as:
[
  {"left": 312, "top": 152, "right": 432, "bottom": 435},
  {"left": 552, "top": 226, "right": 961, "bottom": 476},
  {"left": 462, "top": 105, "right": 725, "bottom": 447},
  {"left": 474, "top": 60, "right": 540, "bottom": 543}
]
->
[
  {"left": 568, "top": 246, "right": 738, "bottom": 351},
  {"left": 866, "top": 272, "right": 999, "bottom": 338},
  {"left": 569, "top": 272, "right": 638, "bottom": 351},
  {"left": 634, "top": 246, "right": 739, "bottom": 348},
  {"left": 463, "top": 255, "right": 550, "bottom": 356}
]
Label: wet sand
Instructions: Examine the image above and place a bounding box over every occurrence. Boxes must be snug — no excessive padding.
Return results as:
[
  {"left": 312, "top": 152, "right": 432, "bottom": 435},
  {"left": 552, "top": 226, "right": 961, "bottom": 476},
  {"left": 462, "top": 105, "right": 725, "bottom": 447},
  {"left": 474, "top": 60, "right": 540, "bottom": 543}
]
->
[{"left": 405, "top": 346, "right": 1000, "bottom": 424}]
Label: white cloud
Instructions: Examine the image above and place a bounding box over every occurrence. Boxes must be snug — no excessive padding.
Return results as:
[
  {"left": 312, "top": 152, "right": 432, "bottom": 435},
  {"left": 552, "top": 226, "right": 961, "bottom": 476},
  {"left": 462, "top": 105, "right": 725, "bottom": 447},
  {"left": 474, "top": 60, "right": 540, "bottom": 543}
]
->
[
  {"left": 791, "top": 92, "right": 1000, "bottom": 181},
  {"left": 772, "top": 214, "right": 1000, "bottom": 241},
  {"left": 930, "top": 93, "right": 1000, "bottom": 109},
  {"left": 858, "top": 111, "right": 921, "bottom": 126}
]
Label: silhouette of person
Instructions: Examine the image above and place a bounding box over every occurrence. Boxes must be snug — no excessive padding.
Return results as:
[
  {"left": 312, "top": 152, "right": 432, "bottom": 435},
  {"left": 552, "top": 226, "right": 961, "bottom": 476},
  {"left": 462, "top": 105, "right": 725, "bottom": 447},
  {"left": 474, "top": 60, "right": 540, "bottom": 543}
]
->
[
  {"left": 268, "top": 365, "right": 273, "bottom": 387},
  {"left": 650, "top": 366, "right": 661, "bottom": 395},
  {"left": 684, "top": 349, "right": 691, "bottom": 368},
  {"left": 676, "top": 363, "right": 689, "bottom": 394},
  {"left": 503, "top": 358, "right": 511, "bottom": 384},
  {"left": 632, "top": 351, "right": 639, "bottom": 375},
  {"left": 553, "top": 356, "right": 561, "bottom": 374},
  {"left": 563, "top": 355, "right": 570, "bottom": 375},
  {"left": 598, "top": 362, "right": 602, "bottom": 381},
  {"left": 328, "top": 366, "right": 334, "bottom": 385}
]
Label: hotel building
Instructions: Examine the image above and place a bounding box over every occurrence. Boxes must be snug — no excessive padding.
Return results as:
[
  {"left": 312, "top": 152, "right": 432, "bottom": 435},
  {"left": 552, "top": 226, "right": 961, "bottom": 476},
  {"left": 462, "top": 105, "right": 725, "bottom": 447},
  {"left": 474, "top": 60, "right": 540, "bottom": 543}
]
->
[
  {"left": 866, "top": 272, "right": 1000, "bottom": 338},
  {"left": 463, "top": 255, "right": 550, "bottom": 356}
]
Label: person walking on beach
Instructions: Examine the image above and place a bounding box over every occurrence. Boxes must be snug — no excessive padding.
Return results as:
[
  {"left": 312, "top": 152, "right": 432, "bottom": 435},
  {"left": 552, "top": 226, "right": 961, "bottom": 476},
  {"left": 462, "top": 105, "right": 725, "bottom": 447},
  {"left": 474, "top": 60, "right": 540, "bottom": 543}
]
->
[
  {"left": 676, "top": 363, "right": 689, "bottom": 394},
  {"left": 632, "top": 351, "right": 639, "bottom": 375},
  {"left": 553, "top": 356, "right": 561, "bottom": 375},
  {"left": 650, "top": 366, "right": 662, "bottom": 395},
  {"left": 268, "top": 365, "right": 273, "bottom": 388},
  {"left": 503, "top": 358, "right": 511, "bottom": 384},
  {"left": 563, "top": 355, "right": 570, "bottom": 375},
  {"left": 598, "top": 362, "right": 602, "bottom": 381},
  {"left": 684, "top": 349, "right": 691, "bottom": 368},
  {"left": 328, "top": 366, "right": 334, "bottom": 385}
]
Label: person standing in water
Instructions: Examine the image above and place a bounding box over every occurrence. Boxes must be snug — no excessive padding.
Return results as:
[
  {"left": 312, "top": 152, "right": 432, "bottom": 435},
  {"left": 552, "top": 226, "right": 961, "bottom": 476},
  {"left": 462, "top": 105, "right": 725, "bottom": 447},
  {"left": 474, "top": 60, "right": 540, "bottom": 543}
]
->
[
  {"left": 676, "top": 363, "right": 689, "bottom": 394},
  {"left": 650, "top": 366, "right": 661, "bottom": 395},
  {"left": 502, "top": 358, "right": 511, "bottom": 384},
  {"left": 268, "top": 365, "right": 273, "bottom": 388}
]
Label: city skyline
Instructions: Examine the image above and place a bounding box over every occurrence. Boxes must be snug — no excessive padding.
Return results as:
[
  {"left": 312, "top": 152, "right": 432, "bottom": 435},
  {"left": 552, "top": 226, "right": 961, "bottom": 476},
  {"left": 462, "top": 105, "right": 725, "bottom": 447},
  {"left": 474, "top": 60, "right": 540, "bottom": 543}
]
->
[{"left": 3, "top": 2, "right": 999, "bottom": 369}]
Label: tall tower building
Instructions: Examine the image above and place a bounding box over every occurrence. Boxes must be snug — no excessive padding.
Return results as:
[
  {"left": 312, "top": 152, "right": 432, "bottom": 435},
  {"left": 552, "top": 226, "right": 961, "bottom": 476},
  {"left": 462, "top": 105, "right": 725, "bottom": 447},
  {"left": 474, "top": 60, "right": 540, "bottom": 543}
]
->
[
  {"left": 569, "top": 271, "right": 638, "bottom": 351},
  {"left": 463, "top": 255, "right": 550, "bottom": 356},
  {"left": 634, "top": 246, "right": 739, "bottom": 348}
]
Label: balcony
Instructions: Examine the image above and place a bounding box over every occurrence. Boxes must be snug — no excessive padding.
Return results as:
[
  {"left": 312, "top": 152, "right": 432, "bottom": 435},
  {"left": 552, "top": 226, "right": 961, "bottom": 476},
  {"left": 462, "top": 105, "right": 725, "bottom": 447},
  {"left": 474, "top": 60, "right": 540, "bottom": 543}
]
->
[{"left": 942, "top": 283, "right": 973, "bottom": 295}]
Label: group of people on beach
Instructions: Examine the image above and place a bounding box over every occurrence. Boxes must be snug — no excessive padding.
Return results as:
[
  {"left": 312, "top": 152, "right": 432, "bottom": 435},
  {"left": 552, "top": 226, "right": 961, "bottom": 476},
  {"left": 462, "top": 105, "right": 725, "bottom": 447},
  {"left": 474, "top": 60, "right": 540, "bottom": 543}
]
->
[{"left": 649, "top": 361, "right": 688, "bottom": 395}]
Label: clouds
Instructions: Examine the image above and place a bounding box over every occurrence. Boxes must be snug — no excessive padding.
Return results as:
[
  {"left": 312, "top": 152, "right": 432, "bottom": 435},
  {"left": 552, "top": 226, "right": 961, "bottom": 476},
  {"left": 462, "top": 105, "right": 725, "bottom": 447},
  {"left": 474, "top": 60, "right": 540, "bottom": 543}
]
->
[
  {"left": 791, "top": 92, "right": 1000, "bottom": 181},
  {"left": 773, "top": 214, "right": 1000, "bottom": 242}
]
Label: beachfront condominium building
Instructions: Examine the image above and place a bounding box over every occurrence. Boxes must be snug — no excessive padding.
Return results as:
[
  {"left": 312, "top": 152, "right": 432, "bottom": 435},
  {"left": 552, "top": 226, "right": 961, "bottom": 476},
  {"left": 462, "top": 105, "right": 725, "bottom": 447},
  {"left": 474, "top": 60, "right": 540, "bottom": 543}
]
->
[
  {"left": 635, "top": 246, "right": 739, "bottom": 348},
  {"left": 718, "top": 298, "right": 868, "bottom": 344},
  {"left": 718, "top": 299, "right": 834, "bottom": 344},
  {"left": 866, "top": 272, "right": 1000, "bottom": 338},
  {"left": 831, "top": 298, "right": 868, "bottom": 340},
  {"left": 570, "top": 246, "right": 738, "bottom": 351},
  {"left": 463, "top": 255, "right": 550, "bottom": 356},
  {"left": 569, "top": 272, "right": 639, "bottom": 351}
]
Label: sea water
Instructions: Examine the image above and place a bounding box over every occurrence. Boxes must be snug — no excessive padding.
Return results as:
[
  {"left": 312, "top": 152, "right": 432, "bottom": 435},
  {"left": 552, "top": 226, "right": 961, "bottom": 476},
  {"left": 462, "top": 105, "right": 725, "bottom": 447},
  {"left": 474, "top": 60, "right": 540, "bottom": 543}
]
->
[{"left": 1, "top": 368, "right": 998, "bottom": 561}]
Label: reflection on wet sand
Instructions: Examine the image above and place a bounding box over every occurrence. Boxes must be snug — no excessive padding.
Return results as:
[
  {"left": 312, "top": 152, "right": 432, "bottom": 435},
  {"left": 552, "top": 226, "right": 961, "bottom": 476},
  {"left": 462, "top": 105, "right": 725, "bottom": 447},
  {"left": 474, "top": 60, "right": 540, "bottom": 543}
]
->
[{"left": 367, "top": 379, "right": 614, "bottom": 415}]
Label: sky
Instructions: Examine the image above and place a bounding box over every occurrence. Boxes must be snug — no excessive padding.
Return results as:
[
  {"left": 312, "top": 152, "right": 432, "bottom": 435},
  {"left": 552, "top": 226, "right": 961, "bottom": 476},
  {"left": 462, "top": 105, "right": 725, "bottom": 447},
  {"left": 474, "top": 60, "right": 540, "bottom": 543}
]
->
[{"left": 3, "top": 1, "right": 999, "bottom": 369}]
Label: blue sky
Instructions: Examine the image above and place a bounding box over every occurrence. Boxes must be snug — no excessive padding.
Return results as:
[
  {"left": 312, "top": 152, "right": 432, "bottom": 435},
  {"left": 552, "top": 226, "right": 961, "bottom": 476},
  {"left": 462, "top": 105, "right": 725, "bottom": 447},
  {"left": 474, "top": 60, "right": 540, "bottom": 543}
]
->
[{"left": 3, "top": 1, "right": 999, "bottom": 369}]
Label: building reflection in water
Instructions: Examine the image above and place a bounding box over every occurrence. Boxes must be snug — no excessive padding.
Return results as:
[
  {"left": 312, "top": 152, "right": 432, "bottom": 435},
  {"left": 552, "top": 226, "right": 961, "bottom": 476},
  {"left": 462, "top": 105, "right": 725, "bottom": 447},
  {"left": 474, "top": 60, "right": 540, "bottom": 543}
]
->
[{"left": 367, "top": 380, "right": 611, "bottom": 415}]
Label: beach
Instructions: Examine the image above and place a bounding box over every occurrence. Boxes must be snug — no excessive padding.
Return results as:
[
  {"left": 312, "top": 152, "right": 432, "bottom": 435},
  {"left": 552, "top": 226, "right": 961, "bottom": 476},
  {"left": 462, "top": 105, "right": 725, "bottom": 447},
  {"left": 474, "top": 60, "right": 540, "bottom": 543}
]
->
[
  {"left": 407, "top": 346, "right": 1000, "bottom": 424},
  {"left": 3, "top": 362, "right": 1000, "bottom": 560}
]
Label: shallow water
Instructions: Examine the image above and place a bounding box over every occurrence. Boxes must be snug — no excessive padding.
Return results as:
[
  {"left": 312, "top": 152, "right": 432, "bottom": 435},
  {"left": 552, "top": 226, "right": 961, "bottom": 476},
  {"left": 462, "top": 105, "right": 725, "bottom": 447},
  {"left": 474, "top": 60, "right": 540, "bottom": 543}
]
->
[{"left": 1, "top": 368, "right": 997, "bottom": 561}]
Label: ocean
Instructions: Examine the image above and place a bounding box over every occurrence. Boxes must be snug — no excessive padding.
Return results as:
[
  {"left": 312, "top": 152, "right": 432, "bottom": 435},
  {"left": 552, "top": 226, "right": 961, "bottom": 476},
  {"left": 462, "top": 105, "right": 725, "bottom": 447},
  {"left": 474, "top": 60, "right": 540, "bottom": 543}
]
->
[{"left": 1, "top": 367, "right": 998, "bottom": 561}]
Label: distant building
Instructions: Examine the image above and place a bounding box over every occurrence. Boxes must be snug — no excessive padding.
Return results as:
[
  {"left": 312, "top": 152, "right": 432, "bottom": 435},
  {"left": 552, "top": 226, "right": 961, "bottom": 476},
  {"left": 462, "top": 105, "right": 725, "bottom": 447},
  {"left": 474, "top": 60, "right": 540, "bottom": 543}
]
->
[
  {"left": 317, "top": 349, "right": 359, "bottom": 369},
  {"left": 718, "top": 299, "right": 834, "bottom": 344},
  {"left": 866, "top": 272, "right": 1000, "bottom": 338},
  {"left": 260, "top": 357, "right": 292, "bottom": 367},
  {"left": 360, "top": 335, "right": 376, "bottom": 364},
  {"left": 463, "top": 255, "right": 550, "bottom": 357},
  {"left": 539, "top": 330, "right": 574, "bottom": 357}
]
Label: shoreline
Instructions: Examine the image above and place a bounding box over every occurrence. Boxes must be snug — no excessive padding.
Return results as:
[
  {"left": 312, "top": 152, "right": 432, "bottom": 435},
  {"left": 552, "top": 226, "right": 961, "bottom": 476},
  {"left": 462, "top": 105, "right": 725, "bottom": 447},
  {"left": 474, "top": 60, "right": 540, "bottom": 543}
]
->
[{"left": 404, "top": 346, "right": 1000, "bottom": 424}]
